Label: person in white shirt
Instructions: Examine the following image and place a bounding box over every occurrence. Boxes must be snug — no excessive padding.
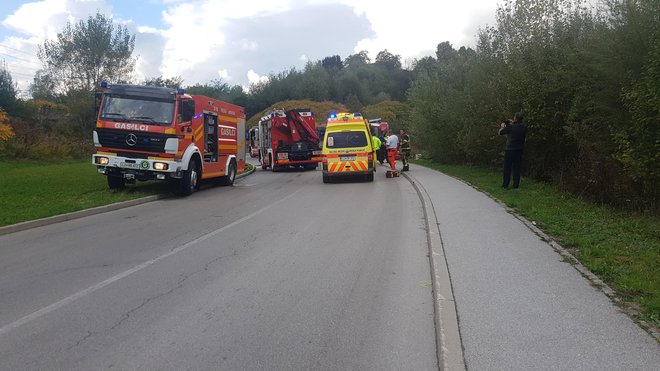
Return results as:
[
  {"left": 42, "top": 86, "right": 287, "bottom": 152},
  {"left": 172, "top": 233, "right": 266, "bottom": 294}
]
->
[{"left": 385, "top": 130, "right": 399, "bottom": 170}]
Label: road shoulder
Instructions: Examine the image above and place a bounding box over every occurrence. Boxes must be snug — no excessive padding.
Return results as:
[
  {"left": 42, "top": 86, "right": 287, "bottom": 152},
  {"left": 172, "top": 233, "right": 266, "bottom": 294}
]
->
[{"left": 403, "top": 170, "right": 466, "bottom": 371}]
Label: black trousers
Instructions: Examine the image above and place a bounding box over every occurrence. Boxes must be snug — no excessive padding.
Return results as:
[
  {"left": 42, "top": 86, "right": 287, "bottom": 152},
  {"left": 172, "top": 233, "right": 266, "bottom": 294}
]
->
[
  {"left": 502, "top": 149, "right": 523, "bottom": 188},
  {"left": 401, "top": 150, "right": 410, "bottom": 167}
]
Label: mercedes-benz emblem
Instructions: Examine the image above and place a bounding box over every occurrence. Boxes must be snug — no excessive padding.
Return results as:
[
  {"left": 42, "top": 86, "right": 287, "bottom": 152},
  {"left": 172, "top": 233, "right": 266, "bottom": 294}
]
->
[{"left": 126, "top": 133, "right": 138, "bottom": 146}]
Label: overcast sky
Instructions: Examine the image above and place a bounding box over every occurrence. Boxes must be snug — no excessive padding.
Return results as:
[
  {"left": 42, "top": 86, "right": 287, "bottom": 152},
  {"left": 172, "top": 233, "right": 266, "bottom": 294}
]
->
[{"left": 0, "top": 0, "right": 499, "bottom": 95}]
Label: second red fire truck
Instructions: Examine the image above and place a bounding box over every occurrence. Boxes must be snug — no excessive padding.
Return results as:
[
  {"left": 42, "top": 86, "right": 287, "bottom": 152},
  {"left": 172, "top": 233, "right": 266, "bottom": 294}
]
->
[{"left": 258, "top": 109, "right": 322, "bottom": 171}]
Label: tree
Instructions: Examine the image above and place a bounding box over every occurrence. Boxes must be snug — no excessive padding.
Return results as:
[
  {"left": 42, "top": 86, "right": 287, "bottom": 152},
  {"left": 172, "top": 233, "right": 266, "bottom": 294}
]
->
[
  {"left": 144, "top": 76, "right": 184, "bottom": 89},
  {"left": 29, "top": 70, "right": 57, "bottom": 101},
  {"left": 294, "top": 62, "right": 330, "bottom": 101},
  {"left": 0, "top": 61, "right": 18, "bottom": 115},
  {"left": 375, "top": 49, "right": 402, "bottom": 70},
  {"left": 321, "top": 55, "right": 343, "bottom": 74},
  {"left": 0, "top": 108, "right": 15, "bottom": 142},
  {"left": 344, "top": 50, "right": 371, "bottom": 69},
  {"left": 38, "top": 12, "right": 136, "bottom": 93}
]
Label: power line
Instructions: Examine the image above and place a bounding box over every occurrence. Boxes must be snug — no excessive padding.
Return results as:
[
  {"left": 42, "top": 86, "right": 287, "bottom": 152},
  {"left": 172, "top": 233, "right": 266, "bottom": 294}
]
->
[
  {"left": 0, "top": 44, "right": 39, "bottom": 58},
  {"left": 6, "top": 69, "right": 35, "bottom": 79},
  {"left": 8, "top": 66, "right": 37, "bottom": 75},
  {"left": 0, "top": 53, "right": 42, "bottom": 67}
]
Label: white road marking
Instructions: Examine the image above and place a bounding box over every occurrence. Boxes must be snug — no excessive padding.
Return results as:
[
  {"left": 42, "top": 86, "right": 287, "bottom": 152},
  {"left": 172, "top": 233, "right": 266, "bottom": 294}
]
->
[{"left": 0, "top": 190, "right": 300, "bottom": 337}]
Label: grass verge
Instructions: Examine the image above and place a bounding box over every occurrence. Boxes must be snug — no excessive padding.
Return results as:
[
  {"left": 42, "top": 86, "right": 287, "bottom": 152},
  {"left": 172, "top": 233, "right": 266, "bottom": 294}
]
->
[
  {"left": 414, "top": 159, "right": 660, "bottom": 331},
  {"left": 0, "top": 160, "right": 169, "bottom": 227}
]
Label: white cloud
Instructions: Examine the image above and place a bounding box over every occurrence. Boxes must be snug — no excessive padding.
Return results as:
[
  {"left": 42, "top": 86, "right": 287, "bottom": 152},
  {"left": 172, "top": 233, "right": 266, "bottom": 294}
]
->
[
  {"left": 218, "top": 68, "right": 230, "bottom": 80},
  {"left": 247, "top": 69, "right": 268, "bottom": 85},
  {"left": 334, "top": 0, "right": 498, "bottom": 59},
  {"left": 238, "top": 39, "right": 257, "bottom": 51},
  {"left": 299, "top": 54, "right": 308, "bottom": 63},
  {"left": 2, "top": 0, "right": 68, "bottom": 40}
]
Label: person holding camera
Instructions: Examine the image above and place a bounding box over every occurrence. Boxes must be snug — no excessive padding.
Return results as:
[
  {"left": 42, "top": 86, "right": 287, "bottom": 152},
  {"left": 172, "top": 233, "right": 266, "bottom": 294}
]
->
[{"left": 498, "top": 112, "right": 527, "bottom": 189}]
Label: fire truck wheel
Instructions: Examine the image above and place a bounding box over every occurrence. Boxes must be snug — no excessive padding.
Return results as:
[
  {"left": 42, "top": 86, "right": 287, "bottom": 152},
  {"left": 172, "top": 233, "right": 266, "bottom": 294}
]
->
[
  {"left": 218, "top": 160, "right": 236, "bottom": 186},
  {"left": 176, "top": 159, "right": 199, "bottom": 196},
  {"left": 107, "top": 175, "right": 125, "bottom": 190}
]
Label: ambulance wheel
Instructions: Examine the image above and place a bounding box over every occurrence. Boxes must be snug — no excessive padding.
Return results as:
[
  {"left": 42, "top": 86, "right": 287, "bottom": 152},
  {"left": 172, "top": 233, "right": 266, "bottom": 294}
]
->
[
  {"left": 365, "top": 172, "right": 374, "bottom": 182},
  {"left": 176, "top": 159, "right": 199, "bottom": 196},
  {"left": 218, "top": 160, "right": 236, "bottom": 186},
  {"left": 107, "top": 175, "right": 125, "bottom": 190}
]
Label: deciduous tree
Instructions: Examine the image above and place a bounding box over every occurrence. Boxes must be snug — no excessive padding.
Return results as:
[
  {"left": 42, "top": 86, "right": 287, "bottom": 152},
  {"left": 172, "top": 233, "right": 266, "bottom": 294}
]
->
[{"left": 38, "top": 12, "right": 136, "bottom": 93}]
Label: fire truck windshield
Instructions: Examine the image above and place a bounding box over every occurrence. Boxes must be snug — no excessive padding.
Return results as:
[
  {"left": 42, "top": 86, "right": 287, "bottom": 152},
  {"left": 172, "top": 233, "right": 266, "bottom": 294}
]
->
[{"left": 100, "top": 95, "right": 175, "bottom": 126}]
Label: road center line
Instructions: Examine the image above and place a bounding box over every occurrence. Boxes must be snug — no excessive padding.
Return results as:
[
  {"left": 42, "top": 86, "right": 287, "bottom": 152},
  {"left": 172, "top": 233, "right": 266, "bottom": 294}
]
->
[{"left": 0, "top": 189, "right": 301, "bottom": 337}]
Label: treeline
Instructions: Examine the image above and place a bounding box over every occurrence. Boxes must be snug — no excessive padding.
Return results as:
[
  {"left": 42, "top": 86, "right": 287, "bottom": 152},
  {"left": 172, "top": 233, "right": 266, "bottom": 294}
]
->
[
  {"left": 408, "top": 0, "right": 659, "bottom": 212},
  {"left": 0, "top": 0, "right": 657, "bottom": 212}
]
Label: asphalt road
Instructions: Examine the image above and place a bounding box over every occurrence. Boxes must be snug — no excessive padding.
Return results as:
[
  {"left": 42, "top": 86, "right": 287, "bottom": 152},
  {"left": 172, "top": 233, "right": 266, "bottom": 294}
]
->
[
  {"left": 3, "top": 161, "right": 659, "bottom": 371},
  {"left": 0, "top": 164, "right": 437, "bottom": 370}
]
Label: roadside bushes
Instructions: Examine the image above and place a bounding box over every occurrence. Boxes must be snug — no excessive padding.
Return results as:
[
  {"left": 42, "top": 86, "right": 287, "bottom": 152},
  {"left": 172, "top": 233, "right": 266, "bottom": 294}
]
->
[{"left": 408, "top": 0, "right": 660, "bottom": 213}]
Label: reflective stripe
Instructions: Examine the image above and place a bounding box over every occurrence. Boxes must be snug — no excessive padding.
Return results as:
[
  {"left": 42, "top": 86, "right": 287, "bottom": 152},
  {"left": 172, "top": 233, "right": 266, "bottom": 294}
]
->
[{"left": 328, "top": 160, "right": 369, "bottom": 173}]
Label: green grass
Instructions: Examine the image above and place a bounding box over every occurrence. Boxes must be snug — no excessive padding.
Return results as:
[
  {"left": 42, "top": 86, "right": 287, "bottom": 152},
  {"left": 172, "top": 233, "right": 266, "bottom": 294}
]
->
[
  {"left": 0, "top": 160, "right": 169, "bottom": 226},
  {"left": 415, "top": 159, "right": 660, "bottom": 329}
]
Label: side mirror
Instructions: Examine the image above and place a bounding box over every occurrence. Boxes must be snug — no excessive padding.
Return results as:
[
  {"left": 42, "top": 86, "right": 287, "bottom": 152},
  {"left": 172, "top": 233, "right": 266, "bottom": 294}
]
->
[{"left": 94, "top": 91, "right": 103, "bottom": 115}]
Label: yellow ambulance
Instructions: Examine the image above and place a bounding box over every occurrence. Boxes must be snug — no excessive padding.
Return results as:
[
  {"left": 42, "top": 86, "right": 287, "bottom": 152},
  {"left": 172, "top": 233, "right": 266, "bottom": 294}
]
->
[{"left": 321, "top": 112, "right": 376, "bottom": 183}]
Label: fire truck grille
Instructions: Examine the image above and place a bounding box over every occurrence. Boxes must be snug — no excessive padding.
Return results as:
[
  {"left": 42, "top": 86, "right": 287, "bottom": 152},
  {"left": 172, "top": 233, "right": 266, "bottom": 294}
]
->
[{"left": 96, "top": 128, "right": 175, "bottom": 153}]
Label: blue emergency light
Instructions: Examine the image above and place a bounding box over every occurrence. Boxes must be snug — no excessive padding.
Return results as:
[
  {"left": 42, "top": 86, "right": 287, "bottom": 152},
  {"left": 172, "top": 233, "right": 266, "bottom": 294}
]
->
[
  {"left": 100, "top": 81, "right": 108, "bottom": 88},
  {"left": 177, "top": 88, "right": 185, "bottom": 95}
]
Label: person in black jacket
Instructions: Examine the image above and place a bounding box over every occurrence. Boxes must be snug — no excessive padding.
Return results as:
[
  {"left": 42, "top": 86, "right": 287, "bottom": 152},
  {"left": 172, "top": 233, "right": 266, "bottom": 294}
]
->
[{"left": 498, "top": 112, "right": 527, "bottom": 189}]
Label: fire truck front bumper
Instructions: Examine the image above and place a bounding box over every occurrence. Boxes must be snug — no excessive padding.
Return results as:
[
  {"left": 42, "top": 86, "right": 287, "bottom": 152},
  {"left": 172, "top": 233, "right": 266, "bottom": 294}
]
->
[{"left": 92, "top": 154, "right": 183, "bottom": 181}]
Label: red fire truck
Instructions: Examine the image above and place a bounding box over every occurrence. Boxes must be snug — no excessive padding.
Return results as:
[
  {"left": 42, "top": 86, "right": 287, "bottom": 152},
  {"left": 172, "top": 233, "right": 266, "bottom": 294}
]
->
[
  {"left": 92, "top": 82, "right": 246, "bottom": 196},
  {"left": 258, "top": 109, "right": 322, "bottom": 171}
]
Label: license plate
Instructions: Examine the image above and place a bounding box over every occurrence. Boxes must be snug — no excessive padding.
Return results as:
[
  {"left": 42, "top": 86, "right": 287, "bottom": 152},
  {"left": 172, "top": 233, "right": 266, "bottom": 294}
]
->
[
  {"left": 340, "top": 156, "right": 355, "bottom": 161},
  {"left": 120, "top": 162, "right": 140, "bottom": 169},
  {"left": 277, "top": 153, "right": 288, "bottom": 160}
]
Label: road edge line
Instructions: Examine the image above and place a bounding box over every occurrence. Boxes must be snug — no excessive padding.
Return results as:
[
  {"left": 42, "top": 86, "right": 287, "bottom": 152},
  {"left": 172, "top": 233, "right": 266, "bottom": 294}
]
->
[
  {"left": 403, "top": 171, "right": 467, "bottom": 371},
  {"left": 0, "top": 166, "right": 256, "bottom": 237}
]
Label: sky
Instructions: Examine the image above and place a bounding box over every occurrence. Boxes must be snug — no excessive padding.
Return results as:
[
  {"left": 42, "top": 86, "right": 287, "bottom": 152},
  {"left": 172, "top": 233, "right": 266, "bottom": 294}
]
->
[{"left": 0, "top": 0, "right": 499, "bottom": 96}]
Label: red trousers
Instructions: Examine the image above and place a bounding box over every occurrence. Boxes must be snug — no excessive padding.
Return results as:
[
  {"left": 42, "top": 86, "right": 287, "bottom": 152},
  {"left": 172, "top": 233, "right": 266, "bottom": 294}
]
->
[{"left": 387, "top": 148, "right": 398, "bottom": 170}]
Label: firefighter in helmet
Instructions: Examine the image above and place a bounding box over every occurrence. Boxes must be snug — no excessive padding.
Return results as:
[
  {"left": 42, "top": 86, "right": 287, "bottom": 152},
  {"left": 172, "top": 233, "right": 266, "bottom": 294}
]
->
[{"left": 399, "top": 128, "right": 411, "bottom": 171}]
